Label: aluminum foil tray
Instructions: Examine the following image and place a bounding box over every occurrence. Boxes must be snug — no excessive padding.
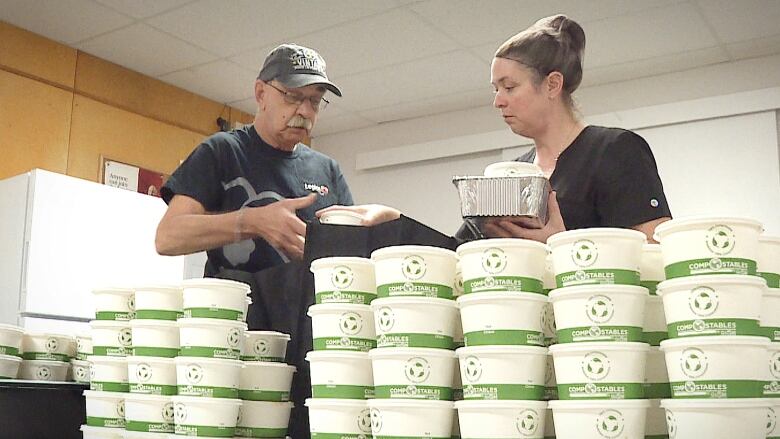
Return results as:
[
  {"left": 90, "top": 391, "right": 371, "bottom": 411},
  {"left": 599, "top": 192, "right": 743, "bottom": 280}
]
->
[{"left": 452, "top": 175, "right": 551, "bottom": 231}]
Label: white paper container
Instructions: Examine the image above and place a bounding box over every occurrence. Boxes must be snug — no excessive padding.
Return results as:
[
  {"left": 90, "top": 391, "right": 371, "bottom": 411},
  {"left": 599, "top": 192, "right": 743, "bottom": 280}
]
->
[
  {"left": 371, "top": 297, "right": 458, "bottom": 349},
  {"left": 549, "top": 399, "right": 650, "bottom": 439},
  {"left": 236, "top": 400, "right": 293, "bottom": 438},
  {"left": 768, "top": 399, "right": 780, "bottom": 439},
  {"left": 644, "top": 346, "right": 671, "bottom": 400},
  {"left": 458, "top": 292, "right": 547, "bottom": 346},
  {"left": 640, "top": 243, "right": 665, "bottom": 296},
  {"left": 175, "top": 356, "right": 242, "bottom": 399},
  {"left": 372, "top": 245, "right": 457, "bottom": 299},
  {"left": 124, "top": 393, "right": 174, "bottom": 433},
  {"left": 93, "top": 287, "right": 135, "bottom": 321},
  {"left": 308, "top": 304, "right": 376, "bottom": 352},
  {"left": 76, "top": 334, "right": 93, "bottom": 360},
  {"left": 22, "top": 332, "right": 76, "bottom": 362},
  {"left": 89, "top": 355, "right": 128, "bottom": 392},
  {"left": 456, "top": 238, "right": 548, "bottom": 294},
  {"left": 763, "top": 288, "right": 780, "bottom": 343},
  {"left": 456, "top": 345, "right": 547, "bottom": 400},
  {"left": 19, "top": 359, "right": 69, "bottom": 381},
  {"left": 127, "top": 356, "right": 177, "bottom": 395},
  {"left": 454, "top": 262, "right": 465, "bottom": 298},
  {"left": 657, "top": 275, "right": 765, "bottom": 339},
  {"left": 644, "top": 295, "right": 668, "bottom": 346},
  {"left": 483, "top": 161, "right": 544, "bottom": 177},
  {"left": 543, "top": 353, "right": 557, "bottom": 401},
  {"left": 319, "top": 209, "right": 364, "bottom": 225},
  {"left": 655, "top": 216, "right": 763, "bottom": 278},
  {"left": 759, "top": 236, "right": 780, "bottom": 289},
  {"left": 311, "top": 257, "right": 376, "bottom": 304},
  {"left": 0, "top": 324, "right": 24, "bottom": 357},
  {"left": 0, "top": 354, "right": 21, "bottom": 379},
  {"left": 370, "top": 347, "right": 455, "bottom": 400},
  {"left": 766, "top": 343, "right": 780, "bottom": 398},
  {"left": 91, "top": 320, "right": 133, "bottom": 357},
  {"left": 241, "top": 331, "right": 290, "bottom": 362},
  {"left": 456, "top": 399, "right": 547, "bottom": 438},
  {"left": 178, "top": 318, "right": 246, "bottom": 360},
  {"left": 549, "top": 284, "right": 648, "bottom": 343},
  {"left": 120, "top": 430, "right": 172, "bottom": 438},
  {"left": 133, "top": 285, "right": 183, "bottom": 321},
  {"left": 306, "top": 351, "right": 374, "bottom": 399},
  {"left": 547, "top": 228, "right": 645, "bottom": 288},
  {"left": 71, "top": 358, "right": 91, "bottom": 383},
  {"left": 239, "top": 361, "right": 296, "bottom": 401},
  {"left": 181, "top": 278, "right": 250, "bottom": 321},
  {"left": 306, "top": 398, "right": 372, "bottom": 437},
  {"left": 367, "top": 399, "right": 453, "bottom": 439},
  {"left": 84, "top": 390, "right": 126, "bottom": 428},
  {"left": 548, "top": 342, "right": 649, "bottom": 400},
  {"left": 661, "top": 398, "right": 770, "bottom": 439},
  {"left": 660, "top": 335, "right": 768, "bottom": 399},
  {"left": 172, "top": 395, "right": 241, "bottom": 437},
  {"left": 81, "top": 425, "right": 124, "bottom": 438},
  {"left": 130, "top": 320, "right": 179, "bottom": 358}
]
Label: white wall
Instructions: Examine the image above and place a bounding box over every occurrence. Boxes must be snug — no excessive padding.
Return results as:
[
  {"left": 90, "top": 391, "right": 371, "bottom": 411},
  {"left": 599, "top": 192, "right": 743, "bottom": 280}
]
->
[{"left": 315, "top": 54, "right": 780, "bottom": 235}]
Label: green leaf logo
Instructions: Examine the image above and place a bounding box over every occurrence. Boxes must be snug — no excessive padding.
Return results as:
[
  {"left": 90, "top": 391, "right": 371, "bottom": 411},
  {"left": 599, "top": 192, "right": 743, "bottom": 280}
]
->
[
  {"left": 358, "top": 409, "right": 372, "bottom": 433},
  {"left": 689, "top": 287, "right": 718, "bottom": 317},
  {"left": 401, "top": 255, "right": 427, "bottom": 280},
  {"left": 118, "top": 328, "right": 132, "bottom": 346},
  {"left": 253, "top": 339, "right": 270, "bottom": 355},
  {"left": 463, "top": 356, "right": 482, "bottom": 382},
  {"left": 404, "top": 357, "right": 431, "bottom": 383},
  {"left": 186, "top": 364, "right": 204, "bottom": 384},
  {"left": 339, "top": 312, "right": 362, "bottom": 335},
  {"left": 377, "top": 307, "right": 395, "bottom": 332},
  {"left": 571, "top": 240, "right": 598, "bottom": 267},
  {"left": 136, "top": 363, "right": 153, "bottom": 382},
  {"left": 227, "top": 328, "right": 241, "bottom": 347},
  {"left": 682, "top": 348, "right": 708, "bottom": 378},
  {"left": 481, "top": 248, "right": 507, "bottom": 274},
  {"left": 705, "top": 225, "right": 735, "bottom": 256},
  {"left": 596, "top": 410, "right": 624, "bottom": 438},
  {"left": 516, "top": 409, "right": 539, "bottom": 436},
  {"left": 586, "top": 295, "right": 614, "bottom": 324},
  {"left": 582, "top": 352, "right": 610, "bottom": 380},
  {"left": 162, "top": 402, "right": 175, "bottom": 422},
  {"left": 331, "top": 266, "right": 354, "bottom": 289}
]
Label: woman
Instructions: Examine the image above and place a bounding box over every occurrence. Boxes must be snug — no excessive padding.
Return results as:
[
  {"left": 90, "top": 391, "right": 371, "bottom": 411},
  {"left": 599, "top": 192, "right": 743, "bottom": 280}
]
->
[{"left": 484, "top": 14, "right": 671, "bottom": 243}]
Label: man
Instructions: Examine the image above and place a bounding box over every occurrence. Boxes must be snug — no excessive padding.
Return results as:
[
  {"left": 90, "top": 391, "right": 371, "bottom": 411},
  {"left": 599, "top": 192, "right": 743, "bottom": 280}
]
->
[{"left": 156, "top": 43, "right": 354, "bottom": 271}]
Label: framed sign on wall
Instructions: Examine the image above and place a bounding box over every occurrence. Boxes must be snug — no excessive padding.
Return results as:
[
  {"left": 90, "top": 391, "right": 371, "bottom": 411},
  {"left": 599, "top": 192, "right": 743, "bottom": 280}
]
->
[{"left": 100, "top": 157, "right": 169, "bottom": 198}]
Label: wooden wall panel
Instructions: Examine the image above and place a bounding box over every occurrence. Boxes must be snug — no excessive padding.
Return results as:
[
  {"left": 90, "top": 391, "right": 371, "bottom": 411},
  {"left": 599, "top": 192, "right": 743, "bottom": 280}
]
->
[
  {"left": 0, "top": 21, "right": 77, "bottom": 88},
  {"left": 67, "top": 95, "right": 204, "bottom": 182},
  {"left": 0, "top": 70, "right": 72, "bottom": 180}
]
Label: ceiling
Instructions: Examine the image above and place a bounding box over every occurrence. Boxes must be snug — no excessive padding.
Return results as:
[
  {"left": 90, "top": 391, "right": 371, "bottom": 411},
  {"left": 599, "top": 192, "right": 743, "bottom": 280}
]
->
[{"left": 2, "top": 0, "right": 780, "bottom": 136}]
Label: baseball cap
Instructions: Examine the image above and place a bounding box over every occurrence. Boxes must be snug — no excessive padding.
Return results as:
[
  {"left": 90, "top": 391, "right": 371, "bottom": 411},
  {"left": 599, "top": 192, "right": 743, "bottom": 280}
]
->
[{"left": 258, "top": 44, "right": 342, "bottom": 97}]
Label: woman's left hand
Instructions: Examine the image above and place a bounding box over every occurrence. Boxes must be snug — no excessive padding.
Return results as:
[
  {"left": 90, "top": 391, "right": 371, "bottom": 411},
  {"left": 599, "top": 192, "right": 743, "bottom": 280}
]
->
[
  {"left": 316, "top": 204, "right": 402, "bottom": 226},
  {"left": 483, "top": 191, "right": 566, "bottom": 243}
]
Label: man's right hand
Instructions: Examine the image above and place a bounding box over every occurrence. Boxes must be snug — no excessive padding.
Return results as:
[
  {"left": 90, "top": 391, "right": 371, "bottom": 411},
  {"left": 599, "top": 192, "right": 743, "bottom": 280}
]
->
[{"left": 244, "top": 193, "right": 318, "bottom": 260}]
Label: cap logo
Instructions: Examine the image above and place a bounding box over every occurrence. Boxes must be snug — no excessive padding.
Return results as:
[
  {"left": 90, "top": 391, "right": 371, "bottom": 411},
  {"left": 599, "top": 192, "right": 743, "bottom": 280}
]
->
[{"left": 292, "top": 49, "right": 325, "bottom": 74}]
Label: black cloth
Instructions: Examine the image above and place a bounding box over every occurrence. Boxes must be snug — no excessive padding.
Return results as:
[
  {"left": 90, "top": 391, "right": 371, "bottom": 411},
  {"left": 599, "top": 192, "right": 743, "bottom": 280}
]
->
[
  {"left": 518, "top": 125, "right": 671, "bottom": 230},
  {"left": 161, "top": 124, "right": 353, "bottom": 276}
]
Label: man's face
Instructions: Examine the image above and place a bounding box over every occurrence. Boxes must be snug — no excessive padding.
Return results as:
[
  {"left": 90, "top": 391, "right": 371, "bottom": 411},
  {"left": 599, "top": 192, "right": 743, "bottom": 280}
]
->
[{"left": 256, "top": 80, "right": 327, "bottom": 151}]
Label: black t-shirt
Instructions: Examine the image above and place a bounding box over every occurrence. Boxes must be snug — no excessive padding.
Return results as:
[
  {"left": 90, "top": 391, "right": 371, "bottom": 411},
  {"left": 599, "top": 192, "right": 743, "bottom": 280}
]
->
[
  {"left": 161, "top": 124, "right": 353, "bottom": 276},
  {"left": 518, "top": 125, "right": 671, "bottom": 230}
]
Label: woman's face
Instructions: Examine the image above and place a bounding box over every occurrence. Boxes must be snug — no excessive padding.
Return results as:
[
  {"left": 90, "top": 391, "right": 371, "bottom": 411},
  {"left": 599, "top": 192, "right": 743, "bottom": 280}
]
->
[{"left": 491, "top": 57, "right": 549, "bottom": 138}]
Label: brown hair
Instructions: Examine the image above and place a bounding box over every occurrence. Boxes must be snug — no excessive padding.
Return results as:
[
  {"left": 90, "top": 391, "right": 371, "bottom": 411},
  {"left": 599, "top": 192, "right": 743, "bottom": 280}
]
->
[{"left": 495, "top": 14, "right": 586, "bottom": 104}]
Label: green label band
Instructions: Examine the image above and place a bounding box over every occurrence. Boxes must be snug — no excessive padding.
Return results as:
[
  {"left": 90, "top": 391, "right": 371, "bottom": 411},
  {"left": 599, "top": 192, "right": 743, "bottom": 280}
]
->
[
  {"left": 92, "top": 346, "right": 129, "bottom": 356},
  {"left": 463, "top": 276, "right": 543, "bottom": 294},
  {"left": 377, "top": 283, "right": 454, "bottom": 299},
  {"left": 134, "top": 309, "right": 182, "bottom": 320},
  {"left": 374, "top": 385, "right": 452, "bottom": 400},
  {"left": 644, "top": 382, "right": 672, "bottom": 399},
  {"left": 557, "top": 326, "right": 644, "bottom": 343},
  {"left": 0, "top": 346, "right": 20, "bottom": 357},
  {"left": 764, "top": 327, "right": 780, "bottom": 342},
  {"left": 555, "top": 269, "right": 640, "bottom": 288},
  {"left": 86, "top": 416, "right": 126, "bottom": 428},
  {"left": 130, "top": 383, "right": 177, "bottom": 395},
  {"left": 312, "top": 384, "right": 374, "bottom": 399},
  {"left": 95, "top": 311, "right": 133, "bottom": 320},
  {"left": 91, "top": 381, "right": 129, "bottom": 392},
  {"left": 667, "top": 318, "right": 762, "bottom": 338},
  {"left": 234, "top": 426, "right": 288, "bottom": 438},
  {"left": 462, "top": 383, "right": 544, "bottom": 400},
  {"left": 21, "top": 352, "right": 70, "bottom": 362},
  {"left": 176, "top": 424, "right": 234, "bottom": 438},
  {"left": 313, "top": 337, "right": 376, "bottom": 352},
  {"left": 377, "top": 333, "right": 453, "bottom": 349},
  {"left": 464, "top": 330, "right": 544, "bottom": 347},
  {"left": 544, "top": 386, "right": 558, "bottom": 400},
  {"left": 177, "top": 384, "right": 238, "bottom": 398},
  {"left": 641, "top": 281, "right": 660, "bottom": 296},
  {"left": 760, "top": 272, "right": 780, "bottom": 289},
  {"left": 764, "top": 381, "right": 780, "bottom": 397},
  {"left": 132, "top": 346, "right": 179, "bottom": 358},
  {"left": 316, "top": 291, "right": 377, "bottom": 304},
  {"left": 179, "top": 345, "right": 240, "bottom": 359},
  {"left": 665, "top": 258, "right": 757, "bottom": 279},
  {"left": 312, "top": 433, "right": 374, "bottom": 439},
  {"left": 184, "top": 307, "right": 243, "bottom": 321},
  {"left": 644, "top": 331, "right": 669, "bottom": 346},
  {"left": 557, "top": 382, "right": 645, "bottom": 399},
  {"left": 76, "top": 353, "right": 89, "bottom": 360},
  {"left": 125, "top": 420, "right": 174, "bottom": 433},
  {"left": 241, "top": 356, "right": 284, "bottom": 362},
  {"left": 238, "top": 389, "right": 290, "bottom": 402},
  {"left": 669, "top": 380, "right": 764, "bottom": 398}
]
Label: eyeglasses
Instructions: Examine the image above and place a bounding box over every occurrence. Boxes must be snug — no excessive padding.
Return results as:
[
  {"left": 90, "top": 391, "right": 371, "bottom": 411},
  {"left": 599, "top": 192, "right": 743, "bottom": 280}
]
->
[{"left": 266, "top": 82, "right": 329, "bottom": 111}]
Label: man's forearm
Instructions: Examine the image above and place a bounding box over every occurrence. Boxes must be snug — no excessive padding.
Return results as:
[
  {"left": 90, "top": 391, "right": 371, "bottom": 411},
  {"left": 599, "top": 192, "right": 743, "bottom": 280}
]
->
[{"left": 156, "top": 210, "right": 244, "bottom": 256}]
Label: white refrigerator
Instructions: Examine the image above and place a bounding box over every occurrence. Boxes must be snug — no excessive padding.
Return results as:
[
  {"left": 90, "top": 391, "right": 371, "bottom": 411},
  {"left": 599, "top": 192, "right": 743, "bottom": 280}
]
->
[{"left": 0, "top": 169, "right": 201, "bottom": 334}]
